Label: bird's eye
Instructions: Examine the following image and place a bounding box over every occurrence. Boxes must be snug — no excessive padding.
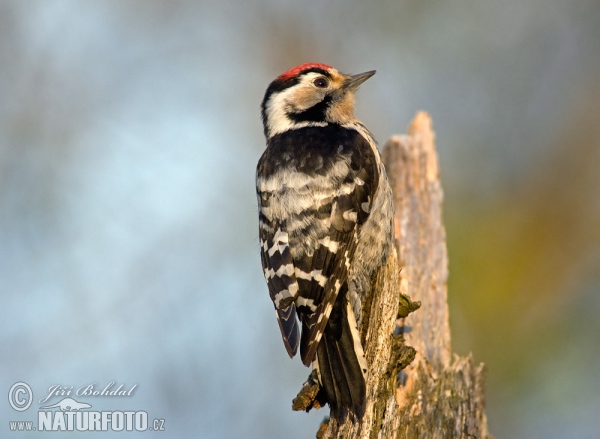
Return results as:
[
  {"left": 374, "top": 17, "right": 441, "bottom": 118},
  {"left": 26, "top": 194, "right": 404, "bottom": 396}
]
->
[{"left": 313, "top": 77, "right": 329, "bottom": 88}]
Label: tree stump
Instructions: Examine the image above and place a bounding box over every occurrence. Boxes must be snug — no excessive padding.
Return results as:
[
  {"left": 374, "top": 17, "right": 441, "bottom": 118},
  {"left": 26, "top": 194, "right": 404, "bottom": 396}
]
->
[{"left": 314, "top": 112, "right": 490, "bottom": 438}]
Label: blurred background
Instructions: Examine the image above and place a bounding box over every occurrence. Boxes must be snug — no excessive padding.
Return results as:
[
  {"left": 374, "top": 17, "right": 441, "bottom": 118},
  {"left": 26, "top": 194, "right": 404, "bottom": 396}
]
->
[{"left": 1, "top": 1, "right": 599, "bottom": 438}]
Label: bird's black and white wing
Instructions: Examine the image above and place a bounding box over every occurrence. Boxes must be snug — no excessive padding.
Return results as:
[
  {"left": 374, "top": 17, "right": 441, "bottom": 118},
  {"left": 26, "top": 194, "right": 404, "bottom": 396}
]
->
[
  {"left": 257, "top": 203, "right": 301, "bottom": 358},
  {"left": 295, "top": 132, "right": 378, "bottom": 367},
  {"left": 257, "top": 125, "right": 378, "bottom": 367}
]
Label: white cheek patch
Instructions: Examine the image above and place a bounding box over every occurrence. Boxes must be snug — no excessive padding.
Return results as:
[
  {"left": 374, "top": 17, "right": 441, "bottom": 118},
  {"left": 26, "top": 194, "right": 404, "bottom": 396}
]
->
[
  {"left": 265, "top": 74, "right": 331, "bottom": 138},
  {"left": 266, "top": 91, "right": 294, "bottom": 137}
]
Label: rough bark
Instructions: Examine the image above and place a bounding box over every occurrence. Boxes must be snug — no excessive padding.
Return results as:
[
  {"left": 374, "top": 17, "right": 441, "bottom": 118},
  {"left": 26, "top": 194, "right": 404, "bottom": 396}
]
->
[{"left": 312, "top": 112, "right": 490, "bottom": 438}]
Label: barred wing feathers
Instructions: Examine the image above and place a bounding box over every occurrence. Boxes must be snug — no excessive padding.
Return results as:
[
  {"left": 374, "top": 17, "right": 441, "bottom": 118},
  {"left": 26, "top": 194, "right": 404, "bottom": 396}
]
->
[
  {"left": 259, "top": 220, "right": 301, "bottom": 358},
  {"left": 257, "top": 125, "right": 377, "bottom": 366}
]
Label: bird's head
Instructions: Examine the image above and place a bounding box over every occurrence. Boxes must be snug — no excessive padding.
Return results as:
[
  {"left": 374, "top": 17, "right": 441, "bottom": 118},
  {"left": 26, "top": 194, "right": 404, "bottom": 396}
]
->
[{"left": 261, "top": 63, "right": 375, "bottom": 139}]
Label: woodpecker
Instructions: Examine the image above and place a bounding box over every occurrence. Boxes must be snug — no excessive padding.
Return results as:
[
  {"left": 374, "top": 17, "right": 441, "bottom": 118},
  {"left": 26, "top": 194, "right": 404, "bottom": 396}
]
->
[{"left": 256, "top": 63, "right": 394, "bottom": 421}]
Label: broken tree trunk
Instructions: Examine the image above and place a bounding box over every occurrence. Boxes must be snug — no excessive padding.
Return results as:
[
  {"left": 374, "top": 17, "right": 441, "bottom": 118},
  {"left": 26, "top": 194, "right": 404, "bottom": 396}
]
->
[{"left": 315, "top": 112, "right": 490, "bottom": 438}]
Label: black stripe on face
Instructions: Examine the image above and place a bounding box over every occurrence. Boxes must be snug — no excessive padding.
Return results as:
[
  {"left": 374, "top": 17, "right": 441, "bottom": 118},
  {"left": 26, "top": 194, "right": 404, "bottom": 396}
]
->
[{"left": 287, "top": 95, "right": 332, "bottom": 124}]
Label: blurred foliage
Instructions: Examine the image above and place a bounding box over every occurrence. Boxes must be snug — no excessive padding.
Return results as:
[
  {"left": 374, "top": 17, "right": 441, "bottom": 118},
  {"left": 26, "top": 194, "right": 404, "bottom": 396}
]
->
[{"left": 447, "top": 78, "right": 600, "bottom": 433}]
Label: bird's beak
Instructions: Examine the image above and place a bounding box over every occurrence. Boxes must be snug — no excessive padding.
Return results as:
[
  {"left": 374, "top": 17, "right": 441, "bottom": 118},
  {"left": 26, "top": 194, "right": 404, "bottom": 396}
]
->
[{"left": 344, "top": 70, "right": 376, "bottom": 91}]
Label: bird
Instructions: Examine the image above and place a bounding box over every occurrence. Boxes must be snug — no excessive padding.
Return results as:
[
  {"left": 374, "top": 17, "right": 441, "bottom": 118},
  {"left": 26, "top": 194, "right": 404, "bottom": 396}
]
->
[{"left": 256, "top": 63, "right": 394, "bottom": 421}]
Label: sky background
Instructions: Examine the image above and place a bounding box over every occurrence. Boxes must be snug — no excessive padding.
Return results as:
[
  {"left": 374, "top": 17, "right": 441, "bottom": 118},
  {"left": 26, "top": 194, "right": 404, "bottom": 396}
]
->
[{"left": 1, "top": 1, "right": 599, "bottom": 438}]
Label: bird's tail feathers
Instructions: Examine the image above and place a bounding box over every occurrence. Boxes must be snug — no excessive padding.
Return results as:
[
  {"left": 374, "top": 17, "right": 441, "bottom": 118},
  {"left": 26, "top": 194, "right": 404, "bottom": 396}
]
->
[{"left": 314, "top": 286, "right": 367, "bottom": 421}]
